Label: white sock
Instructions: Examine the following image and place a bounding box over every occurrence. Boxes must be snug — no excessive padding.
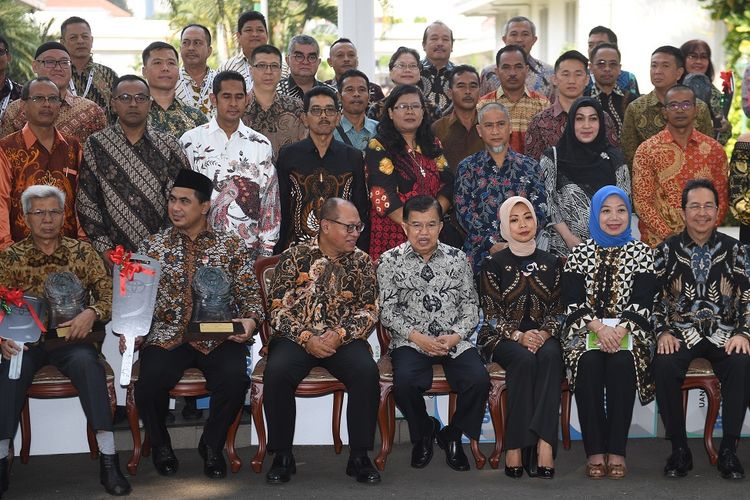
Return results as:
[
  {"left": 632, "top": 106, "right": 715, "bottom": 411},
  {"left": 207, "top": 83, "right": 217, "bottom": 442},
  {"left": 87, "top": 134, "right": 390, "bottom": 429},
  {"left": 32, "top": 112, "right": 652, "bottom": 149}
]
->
[
  {"left": 0, "top": 439, "right": 9, "bottom": 460},
  {"left": 96, "top": 431, "right": 116, "bottom": 455}
]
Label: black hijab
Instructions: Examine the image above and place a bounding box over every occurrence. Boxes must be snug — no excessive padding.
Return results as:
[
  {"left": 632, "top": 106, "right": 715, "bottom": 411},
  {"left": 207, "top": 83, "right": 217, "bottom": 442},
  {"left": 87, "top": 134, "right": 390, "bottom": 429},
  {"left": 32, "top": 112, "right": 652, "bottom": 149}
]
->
[{"left": 555, "top": 97, "right": 622, "bottom": 198}]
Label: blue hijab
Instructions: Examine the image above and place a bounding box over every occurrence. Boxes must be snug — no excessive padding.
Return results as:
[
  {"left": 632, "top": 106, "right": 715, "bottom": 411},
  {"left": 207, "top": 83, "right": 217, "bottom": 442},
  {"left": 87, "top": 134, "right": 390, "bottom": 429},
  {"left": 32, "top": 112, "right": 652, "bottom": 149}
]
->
[{"left": 589, "top": 186, "right": 634, "bottom": 248}]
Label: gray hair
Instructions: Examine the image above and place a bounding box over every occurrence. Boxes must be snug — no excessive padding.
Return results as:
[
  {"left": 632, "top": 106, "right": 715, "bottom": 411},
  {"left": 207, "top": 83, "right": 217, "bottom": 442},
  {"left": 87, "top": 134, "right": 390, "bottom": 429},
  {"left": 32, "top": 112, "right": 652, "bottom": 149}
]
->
[
  {"left": 288, "top": 34, "right": 319, "bottom": 56},
  {"left": 477, "top": 102, "right": 510, "bottom": 123},
  {"left": 503, "top": 16, "right": 536, "bottom": 37},
  {"left": 21, "top": 185, "right": 65, "bottom": 215}
]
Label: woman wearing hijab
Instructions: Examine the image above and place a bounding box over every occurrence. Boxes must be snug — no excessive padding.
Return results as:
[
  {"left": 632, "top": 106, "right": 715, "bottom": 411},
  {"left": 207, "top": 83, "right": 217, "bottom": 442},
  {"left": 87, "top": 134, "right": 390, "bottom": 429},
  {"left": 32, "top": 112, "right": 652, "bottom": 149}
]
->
[
  {"left": 540, "top": 97, "right": 630, "bottom": 257},
  {"left": 478, "top": 196, "right": 564, "bottom": 479},
  {"left": 561, "top": 186, "right": 657, "bottom": 480}
]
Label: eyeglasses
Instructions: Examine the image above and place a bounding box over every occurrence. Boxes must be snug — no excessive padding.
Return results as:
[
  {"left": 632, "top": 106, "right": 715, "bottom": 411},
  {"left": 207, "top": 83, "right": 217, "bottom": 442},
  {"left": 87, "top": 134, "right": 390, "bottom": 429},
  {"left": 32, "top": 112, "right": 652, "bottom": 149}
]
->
[
  {"left": 325, "top": 219, "right": 365, "bottom": 233},
  {"left": 309, "top": 106, "right": 338, "bottom": 117},
  {"left": 687, "top": 53, "right": 709, "bottom": 61},
  {"left": 665, "top": 102, "right": 694, "bottom": 111},
  {"left": 252, "top": 62, "right": 281, "bottom": 72},
  {"left": 112, "top": 93, "right": 151, "bottom": 103},
  {"left": 35, "top": 59, "right": 71, "bottom": 69},
  {"left": 393, "top": 62, "right": 420, "bottom": 71},
  {"left": 28, "top": 208, "right": 64, "bottom": 218},
  {"left": 27, "top": 95, "right": 62, "bottom": 105},
  {"left": 406, "top": 221, "right": 441, "bottom": 232},
  {"left": 292, "top": 52, "right": 318, "bottom": 63},
  {"left": 393, "top": 103, "right": 423, "bottom": 112},
  {"left": 594, "top": 60, "right": 620, "bottom": 69},
  {"left": 686, "top": 203, "right": 717, "bottom": 213}
]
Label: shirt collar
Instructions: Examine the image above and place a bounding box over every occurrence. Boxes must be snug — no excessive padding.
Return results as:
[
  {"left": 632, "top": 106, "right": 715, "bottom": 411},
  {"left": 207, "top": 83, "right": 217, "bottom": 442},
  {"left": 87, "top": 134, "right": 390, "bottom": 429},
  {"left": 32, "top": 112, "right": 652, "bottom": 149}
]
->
[
  {"left": 24, "top": 236, "right": 68, "bottom": 258},
  {"left": 206, "top": 117, "right": 252, "bottom": 138},
  {"left": 404, "top": 241, "right": 445, "bottom": 262},
  {"left": 551, "top": 98, "right": 566, "bottom": 117},
  {"left": 680, "top": 228, "right": 718, "bottom": 248},
  {"left": 496, "top": 86, "right": 531, "bottom": 100},
  {"left": 339, "top": 115, "right": 378, "bottom": 134},
  {"left": 420, "top": 59, "right": 454, "bottom": 74},
  {"left": 168, "top": 225, "right": 216, "bottom": 244},
  {"left": 657, "top": 127, "right": 700, "bottom": 145},
  {"left": 21, "top": 123, "right": 68, "bottom": 149}
]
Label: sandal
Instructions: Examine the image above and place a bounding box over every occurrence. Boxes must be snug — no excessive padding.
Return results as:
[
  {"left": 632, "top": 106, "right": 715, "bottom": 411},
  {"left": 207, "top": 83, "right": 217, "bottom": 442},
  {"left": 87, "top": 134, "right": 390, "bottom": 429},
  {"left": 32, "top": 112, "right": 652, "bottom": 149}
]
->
[
  {"left": 607, "top": 463, "right": 627, "bottom": 479},
  {"left": 585, "top": 462, "right": 606, "bottom": 479}
]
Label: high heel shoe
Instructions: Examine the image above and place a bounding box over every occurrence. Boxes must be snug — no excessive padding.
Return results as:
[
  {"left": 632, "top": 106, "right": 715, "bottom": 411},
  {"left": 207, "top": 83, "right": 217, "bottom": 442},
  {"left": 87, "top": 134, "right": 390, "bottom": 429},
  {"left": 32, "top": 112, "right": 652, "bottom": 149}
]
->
[
  {"left": 504, "top": 465, "right": 523, "bottom": 478},
  {"left": 535, "top": 465, "right": 555, "bottom": 479}
]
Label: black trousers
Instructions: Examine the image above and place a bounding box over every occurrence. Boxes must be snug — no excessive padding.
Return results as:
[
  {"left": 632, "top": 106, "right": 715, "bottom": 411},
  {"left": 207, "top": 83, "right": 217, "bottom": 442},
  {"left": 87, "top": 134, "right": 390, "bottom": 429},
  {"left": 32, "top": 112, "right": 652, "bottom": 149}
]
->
[
  {"left": 0, "top": 343, "right": 112, "bottom": 440},
  {"left": 263, "top": 337, "right": 379, "bottom": 453},
  {"left": 654, "top": 338, "right": 750, "bottom": 450},
  {"left": 493, "top": 338, "right": 563, "bottom": 454},
  {"left": 391, "top": 346, "right": 490, "bottom": 442},
  {"left": 574, "top": 350, "right": 636, "bottom": 457},
  {"left": 134, "top": 341, "right": 249, "bottom": 450}
]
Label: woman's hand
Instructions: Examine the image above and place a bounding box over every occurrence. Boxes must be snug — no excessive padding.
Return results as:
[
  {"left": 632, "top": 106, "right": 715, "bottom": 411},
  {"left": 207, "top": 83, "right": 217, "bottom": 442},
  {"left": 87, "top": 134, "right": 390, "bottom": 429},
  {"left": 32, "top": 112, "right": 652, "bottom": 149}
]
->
[{"left": 597, "top": 326, "right": 621, "bottom": 353}]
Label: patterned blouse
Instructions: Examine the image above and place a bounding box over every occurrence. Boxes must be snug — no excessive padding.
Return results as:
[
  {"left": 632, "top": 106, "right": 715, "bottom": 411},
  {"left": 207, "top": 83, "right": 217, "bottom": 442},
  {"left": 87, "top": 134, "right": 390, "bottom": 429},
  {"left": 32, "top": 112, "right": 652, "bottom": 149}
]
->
[
  {"left": 138, "top": 227, "right": 263, "bottom": 354},
  {"left": 148, "top": 99, "right": 208, "bottom": 139},
  {"left": 729, "top": 141, "right": 750, "bottom": 226},
  {"left": 454, "top": 149, "right": 548, "bottom": 274},
  {"left": 176, "top": 66, "right": 217, "bottom": 117},
  {"left": 654, "top": 230, "right": 750, "bottom": 349},
  {"left": 268, "top": 240, "right": 379, "bottom": 345},
  {"left": 561, "top": 239, "right": 657, "bottom": 404},
  {"left": 377, "top": 242, "right": 479, "bottom": 358},
  {"left": 478, "top": 248, "right": 563, "bottom": 361},
  {"left": 477, "top": 88, "right": 550, "bottom": 154},
  {"left": 365, "top": 136, "right": 452, "bottom": 261},
  {"left": 241, "top": 91, "right": 307, "bottom": 160}
]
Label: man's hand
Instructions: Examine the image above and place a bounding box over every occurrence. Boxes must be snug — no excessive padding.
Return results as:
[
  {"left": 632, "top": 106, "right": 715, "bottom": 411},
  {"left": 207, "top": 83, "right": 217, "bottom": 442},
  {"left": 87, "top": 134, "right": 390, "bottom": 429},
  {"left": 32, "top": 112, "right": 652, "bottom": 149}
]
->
[
  {"left": 305, "top": 335, "right": 337, "bottom": 358},
  {"left": 228, "top": 318, "right": 257, "bottom": 343},
  {"left": 436, "top": 334, "right": 461, "bottom": 350},
  {"left": 657, "top": 332, "right": 681, "bottom": 355},
  {"left": 118, "top": 335, "right": 145, "bottom": 354},
  {"left": 726, "top": 335, "right": 750, "bottom": 355},
  {"left": 490, "top": 242, "right": 508, "bottom": 255},
  {"left": 409, "top": 331, "right": 449, "bottom": 357},
  {"left": 1, "top": 339, "right": 25, "bottom": 360},
  {"left": 58, "top": 308, "right": 97, "bottom": 341},
  {"left": 321, "top": 330, "right": 343, "bottom": 350}
]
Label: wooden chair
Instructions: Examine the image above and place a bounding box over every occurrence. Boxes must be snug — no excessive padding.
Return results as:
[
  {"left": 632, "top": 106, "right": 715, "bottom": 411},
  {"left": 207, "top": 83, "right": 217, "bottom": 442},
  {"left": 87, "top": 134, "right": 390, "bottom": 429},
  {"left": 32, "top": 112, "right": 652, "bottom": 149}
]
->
[
  {"left": 250, "top": 255, "right": 346, "bottom": 473},
  {"left": 125, "top": 362, "right": 243, "bottom": 475},
  {"left": 681, "top": 357, "right": 721, "bottom": 464},
  {"left": 19, "top": 360, "right": 116, "bottom": 463}
]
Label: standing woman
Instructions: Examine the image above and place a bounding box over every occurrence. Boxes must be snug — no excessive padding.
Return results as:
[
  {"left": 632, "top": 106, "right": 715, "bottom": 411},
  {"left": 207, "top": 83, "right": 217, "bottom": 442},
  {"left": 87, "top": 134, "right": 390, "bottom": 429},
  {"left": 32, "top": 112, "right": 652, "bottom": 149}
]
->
[
  {"left": 729, "top": 132, "right": 750, "bottom": 243},
  {"left": 478, "top": 196, "right": 564, "bottom": 479},
  {"left": 562, "top": 186, "right": 657, "bottom": 479},
  {"left": 540, "top": 97, "right": 630, "bottom": 257},
  {"left": 365, "top": 84, "right": 452, "bottom": 261}
]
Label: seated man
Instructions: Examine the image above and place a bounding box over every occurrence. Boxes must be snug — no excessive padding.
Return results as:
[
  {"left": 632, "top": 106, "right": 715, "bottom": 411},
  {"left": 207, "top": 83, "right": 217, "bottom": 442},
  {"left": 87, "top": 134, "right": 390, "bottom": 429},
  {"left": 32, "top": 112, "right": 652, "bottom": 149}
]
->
[
  {"left": 132, "top": 169, "right": 262, "bottom": 479},
  {"left": 0, "top": 185, "right": 130, "bottom": 496},
  {"left": 377, "top": 195, "right": 489, "bottom": 471},
  {"left": 653, "top": 179, "right": 750, "bottom": 480},
  {"left": 264, "top": 197, "right": 380, "bottom": 484}
]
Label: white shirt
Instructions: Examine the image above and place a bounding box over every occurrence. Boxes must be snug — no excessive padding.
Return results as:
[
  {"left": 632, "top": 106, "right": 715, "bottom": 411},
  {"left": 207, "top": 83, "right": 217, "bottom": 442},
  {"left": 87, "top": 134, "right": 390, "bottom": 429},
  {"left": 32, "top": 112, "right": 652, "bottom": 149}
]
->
[{"left": 217, "top": 54, "right": 253, "bottom": 92}]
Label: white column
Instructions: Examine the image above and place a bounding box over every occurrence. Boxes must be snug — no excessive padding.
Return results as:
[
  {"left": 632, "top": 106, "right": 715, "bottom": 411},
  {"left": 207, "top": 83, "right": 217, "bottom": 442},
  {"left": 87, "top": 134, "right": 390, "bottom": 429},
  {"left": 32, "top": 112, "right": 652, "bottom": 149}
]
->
[{"left": 337, "top": 0, "right": 375, "bottom": 79}]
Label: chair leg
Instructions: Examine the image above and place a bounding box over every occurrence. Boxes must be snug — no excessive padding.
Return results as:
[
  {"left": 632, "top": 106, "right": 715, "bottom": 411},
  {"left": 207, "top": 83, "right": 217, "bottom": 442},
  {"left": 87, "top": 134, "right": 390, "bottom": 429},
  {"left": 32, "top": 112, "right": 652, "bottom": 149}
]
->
[
  {"left": 488, "top": 379, "right": 504, "bottom": 469},
  {"left": 20, "top": 398, "right": 31, "bottom": 464},
  {"left": 703, "top": 380, "right": 721, "bottom": 465},
  {"left": 126, "top": 386, "right": 142, "bottom": 476},
  {"left": 561, "top": 384, "right": 571, "bottom": 450},
  {"left": 86, "top": 423, "right": 99, "bottom": 460},
  {"left": 682, "top": 388, "right": 689, "bottom": 415},
  {"left": 375, "top": 381, "right": 392, "bottom": 471},
  {"left": 250, "top": 381, "right": 266, "bottom": 473},
  {"left": 225, "top": 408, "right": 243, "bottom": 473},
  {"left": 448, "top": 393, "right": 457, "bottom": 421},
  {"left": 470, "top": 438, "right": 486, "bottom": 469},
  {"left": 332, "top": 391, "right": 344, "bottom": 454}
]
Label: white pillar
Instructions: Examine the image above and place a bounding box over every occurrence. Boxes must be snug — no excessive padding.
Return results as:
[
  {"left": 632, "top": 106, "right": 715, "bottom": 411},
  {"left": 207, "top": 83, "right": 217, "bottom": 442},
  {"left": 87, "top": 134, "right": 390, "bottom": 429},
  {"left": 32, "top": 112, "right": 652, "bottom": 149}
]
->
[{"left": 337, "top": 0, "right": 375, "bottom": 79}]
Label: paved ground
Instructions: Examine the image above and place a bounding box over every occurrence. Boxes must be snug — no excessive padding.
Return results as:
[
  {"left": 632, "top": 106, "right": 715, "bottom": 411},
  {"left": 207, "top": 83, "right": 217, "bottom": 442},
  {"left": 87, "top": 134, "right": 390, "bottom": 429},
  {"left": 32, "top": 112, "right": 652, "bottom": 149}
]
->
[{"left": 4, "top": 438, "right": 750, "bottom": 499}]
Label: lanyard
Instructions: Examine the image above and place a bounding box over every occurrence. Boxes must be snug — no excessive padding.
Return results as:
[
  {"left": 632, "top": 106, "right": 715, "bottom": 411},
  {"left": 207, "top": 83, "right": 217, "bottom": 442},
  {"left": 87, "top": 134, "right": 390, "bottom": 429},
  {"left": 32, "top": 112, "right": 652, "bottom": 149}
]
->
[
  {"left": 0, "top": 80, "right": 12, "bottom": 119},
  {"left": 69, "top": 68, "right": 94, "bottom": 99}
]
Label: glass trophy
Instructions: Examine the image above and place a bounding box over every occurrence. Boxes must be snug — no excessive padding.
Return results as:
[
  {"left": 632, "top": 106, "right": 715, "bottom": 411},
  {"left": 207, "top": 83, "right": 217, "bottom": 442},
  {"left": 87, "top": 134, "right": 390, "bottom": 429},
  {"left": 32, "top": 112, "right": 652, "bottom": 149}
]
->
[
  {"left": 0, "top": 295, "right": 47, "bottom": 379},
  {"left": 43, "top": 271, "right": 86, "bottom": 343},
  {"left": 186, "top": 267, "right": 242, "bottom": 341}
]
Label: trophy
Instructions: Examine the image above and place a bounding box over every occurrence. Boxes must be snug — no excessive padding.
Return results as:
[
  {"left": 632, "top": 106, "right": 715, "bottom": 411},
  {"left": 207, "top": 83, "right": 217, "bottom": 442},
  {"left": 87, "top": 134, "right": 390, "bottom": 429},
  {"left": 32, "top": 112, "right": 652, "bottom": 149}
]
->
[
  {"left": 0, "top": 290, "right": 47, "bottom": 379},
  {"left": 42, "top": 271, "right": 103, "bottom": 348},
  {"left": 185, "top": 267, "right": 242, "bottom": 341}
]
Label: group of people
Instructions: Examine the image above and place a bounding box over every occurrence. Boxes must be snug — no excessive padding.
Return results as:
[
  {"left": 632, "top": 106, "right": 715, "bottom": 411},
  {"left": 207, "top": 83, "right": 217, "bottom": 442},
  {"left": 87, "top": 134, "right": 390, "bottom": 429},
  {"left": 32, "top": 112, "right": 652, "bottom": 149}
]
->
[{"left": 0, "top": 9, "right": 748, "bottom": 498}]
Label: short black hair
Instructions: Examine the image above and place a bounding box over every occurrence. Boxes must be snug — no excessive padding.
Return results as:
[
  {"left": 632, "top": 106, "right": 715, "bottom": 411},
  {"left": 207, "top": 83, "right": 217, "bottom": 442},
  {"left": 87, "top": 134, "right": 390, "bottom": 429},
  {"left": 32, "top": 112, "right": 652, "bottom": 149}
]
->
[
  {"left": 496, "top": 44, "right": 528, "bottom": 67},
  {"left": 180, "top": 24, "right": 212, "bottom": 46},
  {"left": 237, "top": 11, "right": 267, "bottom": 33},
  {"left": 681, "top": 179, "right": 719, "bottom": 209},
  {"left": 0, "top": 36, "right": 9, "bottom": 52},
  {"left": 403, "top": 195, "right": 443, "bottom": 221},
  {"left": 652, "top": 45, "right": 685, "bottom": 69},
  {"left": 588, "top": 26, "right": 617, "bottom": 44},
  {"left": 664, "top": 84, "right": 695, "bottom": 105},
  {"left": 21, "top": 77, "right": 58, "bottom": 100},
  {"left": 422, "top": 21, "right": 454, "bottom": 45},
  {"left": 111, "top": 74, "right": 149, "bottom": 95},
  {"left": 555, "top": 50, "right": 588, "bottom": 72},
  {"left": 60, "top": 16, "right": 90, "bottom": 37},
  {"left": 212, "top": 70, "right": 246, "bottom": 95},
  {"left": 590, "top": 42, "right": 621, "bottom": 62},
  {"left": 142, "top": 41, "right": 178, "bottom": 65},
  {"left": 337, "top": 69, "right": 369, "bottom": 92},
  {"left": 303, "top": 85, "right": 339, "bottom": 112},
  {"left": 251, "top": 44, "right": 282, "bottom": 64},
  {"left": 448, "top": 64, "right": 479, "bottom": 87},
  {"left": 388, "top": 47, "right": 421, "bottom": 71},
  {"left": 330, "top": 38, "right": 354, "bottom": 53}
]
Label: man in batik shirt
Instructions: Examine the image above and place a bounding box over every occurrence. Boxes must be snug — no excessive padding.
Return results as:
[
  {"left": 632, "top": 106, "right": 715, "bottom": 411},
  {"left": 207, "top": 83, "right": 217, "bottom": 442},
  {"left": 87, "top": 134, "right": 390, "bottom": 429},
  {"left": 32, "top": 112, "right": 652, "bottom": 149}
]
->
[
  {"left": 277, "top": 35, "right": 331, "bottom": 103},
  {"left": 217, "top": 10, "right": 269, "bottom": 92},
  {"left": 0, "top": 36, "right": 22, "bottom": 121},
  {"left": 420, "top": 21, "right": 455, "bottom": 117},
  {"left": 176, "top": 24, "right": 217, "bottom": 117}
]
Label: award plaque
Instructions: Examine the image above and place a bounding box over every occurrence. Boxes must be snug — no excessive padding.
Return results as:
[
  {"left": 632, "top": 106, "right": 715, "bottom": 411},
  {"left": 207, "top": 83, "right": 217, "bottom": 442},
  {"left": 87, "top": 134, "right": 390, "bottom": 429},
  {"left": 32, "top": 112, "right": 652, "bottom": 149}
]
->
[
  {"left": 185, "top": 267, "right": 242, "bottom": 341},
  {"left": 0, "top": 294, "right": 47, "bottom": 379},
  {"left": 43, "top": 271, "right": 86, "bottom": 343}
]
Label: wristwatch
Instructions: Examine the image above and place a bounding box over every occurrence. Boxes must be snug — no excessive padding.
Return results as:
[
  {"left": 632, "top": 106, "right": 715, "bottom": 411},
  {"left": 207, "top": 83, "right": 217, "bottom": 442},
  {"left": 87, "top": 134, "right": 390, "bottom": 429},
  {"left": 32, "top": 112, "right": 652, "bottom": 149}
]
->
[{"left": 512, "top": 331, "right": 522, "bottom": 342}]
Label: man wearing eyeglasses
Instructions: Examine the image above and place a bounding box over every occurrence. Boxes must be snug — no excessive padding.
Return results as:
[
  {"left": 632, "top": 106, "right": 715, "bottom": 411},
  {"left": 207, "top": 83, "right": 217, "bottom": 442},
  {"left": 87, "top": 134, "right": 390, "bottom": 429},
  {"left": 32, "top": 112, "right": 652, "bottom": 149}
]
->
[
  {"left": 1, "top": 42, "right": 106, "bottom": 145},
  {"left": 180, "top": 70, "right": 280, "bottom": 259},
  {"left": 277, "top": 35, "right": 333, "bottom": 103},
  {"left": 377, "top": 194, "right": 488, "bottom": 472},
  {"left": 264, "top": 197, "right": 381, "bottom": 485},
  {"left": 632, "top": 85, "right": 727, "bottom": 247},
  {"left": 0, "top": 36, "right": 21, "bottom": 121},
  {"left": 274, "top": 85, "right": 368, "bottom": 253},
  {"left": 176, "top": 24, "right": 217, "bottom": 116},
  {"left": 242, "top": 44, "right": 306, "bottom": 160},
  {"left": 0, "top": 77, "right": 84, "bottom": 251}
]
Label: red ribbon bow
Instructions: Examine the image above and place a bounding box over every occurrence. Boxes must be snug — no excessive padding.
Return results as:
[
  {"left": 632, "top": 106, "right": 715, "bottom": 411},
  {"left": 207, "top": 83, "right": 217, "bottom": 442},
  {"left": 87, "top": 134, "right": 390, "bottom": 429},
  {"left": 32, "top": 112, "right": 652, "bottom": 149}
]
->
[
  {"left": 0, "top": 287, "right": 47, "bottom": 332},
  {"left": 720, "top": 71, "right": 734, "bottom": 94},
  {"left": 107, "top": 245, "right": 156, "bottom": 296}
]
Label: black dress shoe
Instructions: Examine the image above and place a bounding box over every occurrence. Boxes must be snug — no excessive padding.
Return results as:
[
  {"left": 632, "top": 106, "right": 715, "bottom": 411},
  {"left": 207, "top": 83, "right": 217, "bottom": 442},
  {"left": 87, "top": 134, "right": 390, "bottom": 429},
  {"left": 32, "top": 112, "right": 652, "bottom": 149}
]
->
[
  {"left": 182, "top": 398, "right": 204, "bottom": 420},
  {"left": 504, "top": 465, "right": 523, "bottom": 478},
  {"left": 198, "top": 439, "right": 227, "bottom": 479},
  {"left": 535, "top": 465, "right": 555, "bottom": 479},
  {"left": 152, "top": 445, "right": 179, "bottom": 476},
  {"left": 522, "top": 446, "right": 537, "bottom": 478},
  {"left": 165, "top": 411, "right": 176, "bottom": 424},
  {"left": 0, "top": 457, "right": 9, "bottom": 497},
  {"left": 346, "top": 456, "right": 381, "bottom": 484},
  {"left": 436, "top": 428, "right": 470, "bottom": 471},
  {"left": 266, "top": 453, "right": 296, "bottom": 484},
  {"left": 664, "top": 447, "right": 693, "bottom": 478},
  {"left": 99, "top": 453, "right": 131, "bottom": 496},
  {"left": 718, "top": 449, "right": 745, "bottom": 480},
  {"left": 410, "top": 416, "right": 440, "bottom": 468}
]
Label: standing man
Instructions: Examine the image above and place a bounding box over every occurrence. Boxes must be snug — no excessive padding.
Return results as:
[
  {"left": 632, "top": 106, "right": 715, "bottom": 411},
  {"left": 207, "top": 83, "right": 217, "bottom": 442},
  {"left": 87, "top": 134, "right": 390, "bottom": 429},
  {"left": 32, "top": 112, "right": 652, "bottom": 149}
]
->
[
  {"left": 59, "top": 16, "right": 118, "bottom": 119},
  {"left": 325, "top": 38, "right": 384, "bottom": 105},
  {"left": 275, "top": 86, "right": 368, "bottom": 252},
  {"left": 1, "top": 42, "right": 106, "bottom": 145},
  {"left": 632, "top": 85, "right": 728, "bottom": 247},
  {"left": 585, "top": 26, "right": 640, "bottom": 97},
  {"left": 653, "top": 179, "right": 750, "bottom": 480},
  {"left": 180, "top": 70, "right": 280, "bottom": 259},
  {"left": 141, "top": 41, "right": 208, "bottom": 139},
  {"left": 420, "top": 21, "right": 455, "bottom": 115},
  {"left": 0, "top": 36, "right": 21, "bottom": 121},
  {"left": 0, "top": 77, "right": 82, "bottom": 250},
  {"left": 264, "top": 197, "right": 380, "bottom": 485},
  {"left": 332, "top": 69, "right": 378, "bottom": 151},
  {"left": 242, "top": 44, "right": 306, "bottom": 160},
  {"left": 378, "top": 195, "right": 489, "bottom": 471},
  {"left": 177, "top": 24, "right": 217, "bottom": 116},
  {"left": 217, "top": 10, "right": 269, "bottom": 92},
  {"left": 477, "top": 45, "right": 550, "bottom": 155},
  {"left": 277, "top": 35, "right": 330, "bottom": 102},
  {"left": 77, "top": 75, "right": 190, "bottom": 255}
]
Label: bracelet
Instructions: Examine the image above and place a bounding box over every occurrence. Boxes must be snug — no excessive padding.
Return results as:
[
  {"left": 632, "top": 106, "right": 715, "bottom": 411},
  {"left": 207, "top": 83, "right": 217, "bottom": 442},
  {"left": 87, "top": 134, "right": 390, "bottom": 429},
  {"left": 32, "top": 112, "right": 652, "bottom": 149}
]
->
[{"left": 512, "top": 331, "right": 523, "bottom": 342}]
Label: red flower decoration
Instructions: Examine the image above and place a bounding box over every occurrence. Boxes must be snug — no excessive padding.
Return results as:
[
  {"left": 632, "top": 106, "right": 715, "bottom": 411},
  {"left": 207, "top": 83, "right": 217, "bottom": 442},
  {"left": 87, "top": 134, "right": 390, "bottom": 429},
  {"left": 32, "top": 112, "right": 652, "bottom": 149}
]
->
[{"left": 720, "top": 71, "right": 734, "bottom": 94}]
